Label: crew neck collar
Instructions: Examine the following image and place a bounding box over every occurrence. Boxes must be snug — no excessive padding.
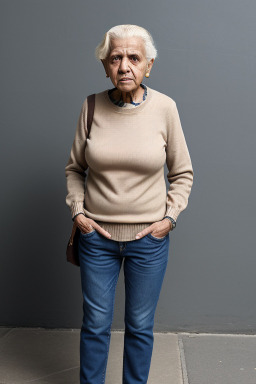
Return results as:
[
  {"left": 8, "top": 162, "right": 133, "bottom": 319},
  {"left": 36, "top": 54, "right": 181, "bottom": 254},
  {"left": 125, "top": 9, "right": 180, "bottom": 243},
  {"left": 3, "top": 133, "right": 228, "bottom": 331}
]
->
[
  {"left": 103, "top": 85, "right": 152, "bottom": 114},
  {"left": 108, "top": 83, "right": 148, "bottom": 107}
]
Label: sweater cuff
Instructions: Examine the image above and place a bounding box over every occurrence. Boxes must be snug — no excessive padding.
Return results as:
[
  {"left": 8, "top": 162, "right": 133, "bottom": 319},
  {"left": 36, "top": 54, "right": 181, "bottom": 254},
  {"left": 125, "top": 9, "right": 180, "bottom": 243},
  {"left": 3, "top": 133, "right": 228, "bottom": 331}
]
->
[
  {"left": 164, "top": 207, "right": 180, "bottom": 222},
  {"left": 71, "top": 201, "right": 84, "bottom": 219}
]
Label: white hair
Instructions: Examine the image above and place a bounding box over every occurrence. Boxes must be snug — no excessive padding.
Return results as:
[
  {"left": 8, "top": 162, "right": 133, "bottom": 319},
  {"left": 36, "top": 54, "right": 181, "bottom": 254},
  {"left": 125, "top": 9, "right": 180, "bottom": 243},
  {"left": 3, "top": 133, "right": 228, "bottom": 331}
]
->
[{"left": 95, "top": 24, "right": 158, "bottom": 63}]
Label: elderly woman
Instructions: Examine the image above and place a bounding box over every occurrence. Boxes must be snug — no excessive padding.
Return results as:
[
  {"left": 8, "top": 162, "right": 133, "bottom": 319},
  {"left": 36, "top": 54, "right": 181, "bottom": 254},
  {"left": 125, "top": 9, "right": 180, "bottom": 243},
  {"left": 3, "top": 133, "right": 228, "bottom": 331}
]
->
[{"left": 65, "top": 24, "right": 193, "bottom": 384}]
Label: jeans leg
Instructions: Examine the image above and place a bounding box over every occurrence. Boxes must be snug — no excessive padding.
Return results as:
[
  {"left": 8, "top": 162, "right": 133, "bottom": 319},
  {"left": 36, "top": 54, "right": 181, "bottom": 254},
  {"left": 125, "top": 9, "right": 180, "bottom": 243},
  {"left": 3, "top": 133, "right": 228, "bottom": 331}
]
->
[
  {"left": 122, "top": 234, "right": 169, "bottom": 384},
  {"left": 78, "top": 231, "right": 122, "bottom": 384}
]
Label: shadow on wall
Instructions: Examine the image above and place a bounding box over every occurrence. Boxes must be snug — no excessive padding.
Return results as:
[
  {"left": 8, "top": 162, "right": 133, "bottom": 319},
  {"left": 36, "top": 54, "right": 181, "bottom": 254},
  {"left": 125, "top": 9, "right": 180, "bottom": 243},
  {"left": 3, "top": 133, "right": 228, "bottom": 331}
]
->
[{"left": 1, "top": 167, "right": 90, "bottom": 328}]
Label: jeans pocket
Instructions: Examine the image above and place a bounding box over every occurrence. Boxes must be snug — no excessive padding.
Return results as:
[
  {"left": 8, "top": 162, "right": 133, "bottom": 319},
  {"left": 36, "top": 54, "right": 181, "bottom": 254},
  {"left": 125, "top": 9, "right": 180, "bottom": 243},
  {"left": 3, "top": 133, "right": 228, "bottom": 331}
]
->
[
  {"left": 146, "top": 232, "right": 168, "bottom": 241},
  {"left": 80, "top": 229, "right": 96, "bottom": 237}
]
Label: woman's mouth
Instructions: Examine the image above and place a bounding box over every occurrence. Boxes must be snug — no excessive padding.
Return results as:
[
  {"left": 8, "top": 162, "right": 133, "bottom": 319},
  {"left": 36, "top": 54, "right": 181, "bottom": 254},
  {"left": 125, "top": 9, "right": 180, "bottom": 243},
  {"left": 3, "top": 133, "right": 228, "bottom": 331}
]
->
[{"left": 120, "top": 78, "right": 132, "bottom": 82}]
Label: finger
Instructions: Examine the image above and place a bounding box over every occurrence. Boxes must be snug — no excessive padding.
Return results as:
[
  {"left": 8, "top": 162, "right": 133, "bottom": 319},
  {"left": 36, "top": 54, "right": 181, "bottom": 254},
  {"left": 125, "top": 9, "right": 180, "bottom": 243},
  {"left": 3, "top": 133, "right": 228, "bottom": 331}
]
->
[
  {"left": 101, "top": 229, "right": 112, "bottom": 238},
  {"left": 78, "top": 218, "right": 112, "bottom": 238},
  {"left": 79, "top": 223, "right": 93, "bottom": 233},
  {"left": 135, "top": 228, "right": 152, "bottom": 239},
  {"left": 90, "top": 222, "right": 112, "bottom": 238}
]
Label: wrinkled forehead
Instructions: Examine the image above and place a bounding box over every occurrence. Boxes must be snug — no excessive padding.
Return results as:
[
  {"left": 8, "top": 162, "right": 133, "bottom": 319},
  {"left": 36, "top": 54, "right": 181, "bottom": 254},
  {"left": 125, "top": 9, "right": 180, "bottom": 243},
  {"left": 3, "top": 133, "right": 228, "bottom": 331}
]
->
[{"left": 109, "top": 36, "right": 146, "bottom": 56}]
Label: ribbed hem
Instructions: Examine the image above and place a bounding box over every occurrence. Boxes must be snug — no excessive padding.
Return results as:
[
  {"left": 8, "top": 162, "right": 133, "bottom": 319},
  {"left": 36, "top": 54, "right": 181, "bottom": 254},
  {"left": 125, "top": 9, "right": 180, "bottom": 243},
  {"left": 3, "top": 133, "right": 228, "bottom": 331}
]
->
[
  {"left": 164, "top": 207, "right": 180, "bottom": 222},
  {"left": 71, "top": 201, "right": 84, "bottom": 219},
  {"left": 94, "top": 221, "right": 154, "bottom": 242}
]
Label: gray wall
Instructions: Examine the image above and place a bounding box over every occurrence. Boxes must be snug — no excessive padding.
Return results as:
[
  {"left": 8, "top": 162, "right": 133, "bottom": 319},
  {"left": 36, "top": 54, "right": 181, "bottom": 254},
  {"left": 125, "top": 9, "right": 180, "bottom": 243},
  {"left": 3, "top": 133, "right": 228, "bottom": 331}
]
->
[{"left": 1, "top": 0, "right": 256, "bottom": 333}]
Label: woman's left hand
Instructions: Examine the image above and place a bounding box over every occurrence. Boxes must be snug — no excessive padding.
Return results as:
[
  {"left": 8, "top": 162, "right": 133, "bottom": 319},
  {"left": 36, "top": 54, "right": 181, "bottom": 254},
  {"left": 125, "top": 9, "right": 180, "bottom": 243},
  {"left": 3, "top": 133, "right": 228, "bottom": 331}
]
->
[{"left": 135, "top": 218, "right": 172, "bottom": 239}]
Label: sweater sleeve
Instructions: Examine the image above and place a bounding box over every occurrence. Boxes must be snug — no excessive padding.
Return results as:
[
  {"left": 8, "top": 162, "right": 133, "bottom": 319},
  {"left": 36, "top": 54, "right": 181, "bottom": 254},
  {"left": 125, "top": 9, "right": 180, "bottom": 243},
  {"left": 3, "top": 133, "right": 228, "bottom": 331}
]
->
[
  {"left": 164, "top": 102, "right": 194, "bottom": 221},
  {"left": 65, "top": 98, "right": 89, "bottom": 219}
]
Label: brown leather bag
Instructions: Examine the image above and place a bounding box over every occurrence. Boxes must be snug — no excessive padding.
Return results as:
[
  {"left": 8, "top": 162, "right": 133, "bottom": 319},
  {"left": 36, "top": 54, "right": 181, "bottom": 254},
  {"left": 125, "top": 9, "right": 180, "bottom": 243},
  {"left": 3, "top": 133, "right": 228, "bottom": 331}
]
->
[{"left": 66, "top": 93, "right": 95, "bottom": 266}]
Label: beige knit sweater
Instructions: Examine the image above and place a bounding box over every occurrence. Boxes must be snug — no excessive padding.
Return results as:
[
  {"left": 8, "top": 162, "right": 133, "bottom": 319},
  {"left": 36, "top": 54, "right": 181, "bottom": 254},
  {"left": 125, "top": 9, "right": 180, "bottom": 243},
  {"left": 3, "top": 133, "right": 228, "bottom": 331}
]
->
[{"left": 65, "top": 86, "right": 193, "bottom": 241}]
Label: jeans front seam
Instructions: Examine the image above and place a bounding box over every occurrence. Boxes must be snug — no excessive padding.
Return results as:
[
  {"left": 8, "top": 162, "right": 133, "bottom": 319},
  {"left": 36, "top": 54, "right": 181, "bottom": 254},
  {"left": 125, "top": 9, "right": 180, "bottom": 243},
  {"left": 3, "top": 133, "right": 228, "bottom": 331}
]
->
[{"left": 101, "top": 272, "right": 120, "bottom": 384}]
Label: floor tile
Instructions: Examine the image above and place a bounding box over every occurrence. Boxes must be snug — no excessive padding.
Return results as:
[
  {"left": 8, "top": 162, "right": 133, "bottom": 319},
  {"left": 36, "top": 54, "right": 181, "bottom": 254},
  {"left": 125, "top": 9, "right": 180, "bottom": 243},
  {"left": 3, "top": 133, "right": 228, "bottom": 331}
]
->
[
  {"left": 0, "top": 329, "right": 182, "bottom": 384},
  {"left": 181, "top": 333, "right": 256, "bottom": 384}
]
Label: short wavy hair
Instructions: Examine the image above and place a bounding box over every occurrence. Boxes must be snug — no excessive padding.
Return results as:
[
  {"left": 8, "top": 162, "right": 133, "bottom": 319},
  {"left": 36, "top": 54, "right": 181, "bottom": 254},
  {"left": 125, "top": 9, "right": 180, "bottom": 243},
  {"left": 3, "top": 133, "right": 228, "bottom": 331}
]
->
[{"left": 95, "top": 24, "right": 158, "bottom": 63}]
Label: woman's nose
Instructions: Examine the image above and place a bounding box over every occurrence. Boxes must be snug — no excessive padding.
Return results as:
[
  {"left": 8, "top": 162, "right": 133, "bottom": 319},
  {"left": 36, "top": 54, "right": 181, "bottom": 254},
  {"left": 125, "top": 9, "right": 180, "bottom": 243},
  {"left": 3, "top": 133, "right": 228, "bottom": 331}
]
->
[{"left": 119, "top": 57, "right": 130, "bottom": 73}]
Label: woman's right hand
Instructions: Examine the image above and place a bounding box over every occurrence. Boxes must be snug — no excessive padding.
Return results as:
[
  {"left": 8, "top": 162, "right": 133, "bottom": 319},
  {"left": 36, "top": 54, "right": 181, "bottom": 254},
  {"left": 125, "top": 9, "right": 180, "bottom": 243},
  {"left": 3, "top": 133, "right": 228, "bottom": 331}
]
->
[{"left": 74, "top": 214, "right": 112, "bottom": 239}]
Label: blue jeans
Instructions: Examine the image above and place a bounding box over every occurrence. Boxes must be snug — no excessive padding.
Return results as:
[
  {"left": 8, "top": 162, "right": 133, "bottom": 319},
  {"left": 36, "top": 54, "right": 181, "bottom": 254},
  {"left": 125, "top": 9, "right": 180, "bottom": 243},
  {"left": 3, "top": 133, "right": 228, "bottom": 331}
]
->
[{"left": 78, "top": 228, "right": 170, "bottom": 384}]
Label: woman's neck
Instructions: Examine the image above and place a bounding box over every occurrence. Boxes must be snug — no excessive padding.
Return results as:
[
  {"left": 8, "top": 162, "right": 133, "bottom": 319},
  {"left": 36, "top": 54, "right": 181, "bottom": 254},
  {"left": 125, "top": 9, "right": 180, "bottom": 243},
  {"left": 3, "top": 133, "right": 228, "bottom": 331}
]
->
[{"left": 112, "top": 85, "right": 145, "bottom": 104}]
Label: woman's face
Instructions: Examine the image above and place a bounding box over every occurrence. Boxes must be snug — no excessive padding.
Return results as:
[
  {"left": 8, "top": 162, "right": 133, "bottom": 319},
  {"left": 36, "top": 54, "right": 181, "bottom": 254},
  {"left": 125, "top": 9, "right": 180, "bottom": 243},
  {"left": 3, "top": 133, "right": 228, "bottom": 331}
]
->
[{"left": 101, "top": 36, "right": 154, "bottom": 93}]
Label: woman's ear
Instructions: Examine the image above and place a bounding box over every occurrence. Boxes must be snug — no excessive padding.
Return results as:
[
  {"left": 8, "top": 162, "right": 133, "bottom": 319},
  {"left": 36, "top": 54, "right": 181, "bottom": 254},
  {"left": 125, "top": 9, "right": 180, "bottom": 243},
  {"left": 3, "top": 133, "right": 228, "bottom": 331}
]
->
[{"left": 148, "top": 58, "right": 154, "bottom": 72}]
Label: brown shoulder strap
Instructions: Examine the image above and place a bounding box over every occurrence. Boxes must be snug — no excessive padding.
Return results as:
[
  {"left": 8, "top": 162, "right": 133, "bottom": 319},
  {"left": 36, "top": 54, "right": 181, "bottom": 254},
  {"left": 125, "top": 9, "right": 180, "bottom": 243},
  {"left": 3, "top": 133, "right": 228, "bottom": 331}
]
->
[{"left": 87, "top": 93, "right": 95, "bottom": 139}]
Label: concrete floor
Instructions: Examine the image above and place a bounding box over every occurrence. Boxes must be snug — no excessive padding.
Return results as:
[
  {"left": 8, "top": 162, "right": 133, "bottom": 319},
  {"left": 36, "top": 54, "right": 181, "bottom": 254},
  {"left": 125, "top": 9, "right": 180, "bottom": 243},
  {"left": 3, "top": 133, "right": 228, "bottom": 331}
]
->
[{"left": 0, "top": 327, "right": 256, "bottom": 384}]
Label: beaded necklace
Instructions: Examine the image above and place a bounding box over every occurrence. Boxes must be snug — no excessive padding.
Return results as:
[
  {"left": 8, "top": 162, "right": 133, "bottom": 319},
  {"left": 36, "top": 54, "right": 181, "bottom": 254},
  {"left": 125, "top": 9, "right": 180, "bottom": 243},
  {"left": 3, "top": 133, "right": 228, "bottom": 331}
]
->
[{"left": 108, "top": 83, "right": 147, "bottom": 107}]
